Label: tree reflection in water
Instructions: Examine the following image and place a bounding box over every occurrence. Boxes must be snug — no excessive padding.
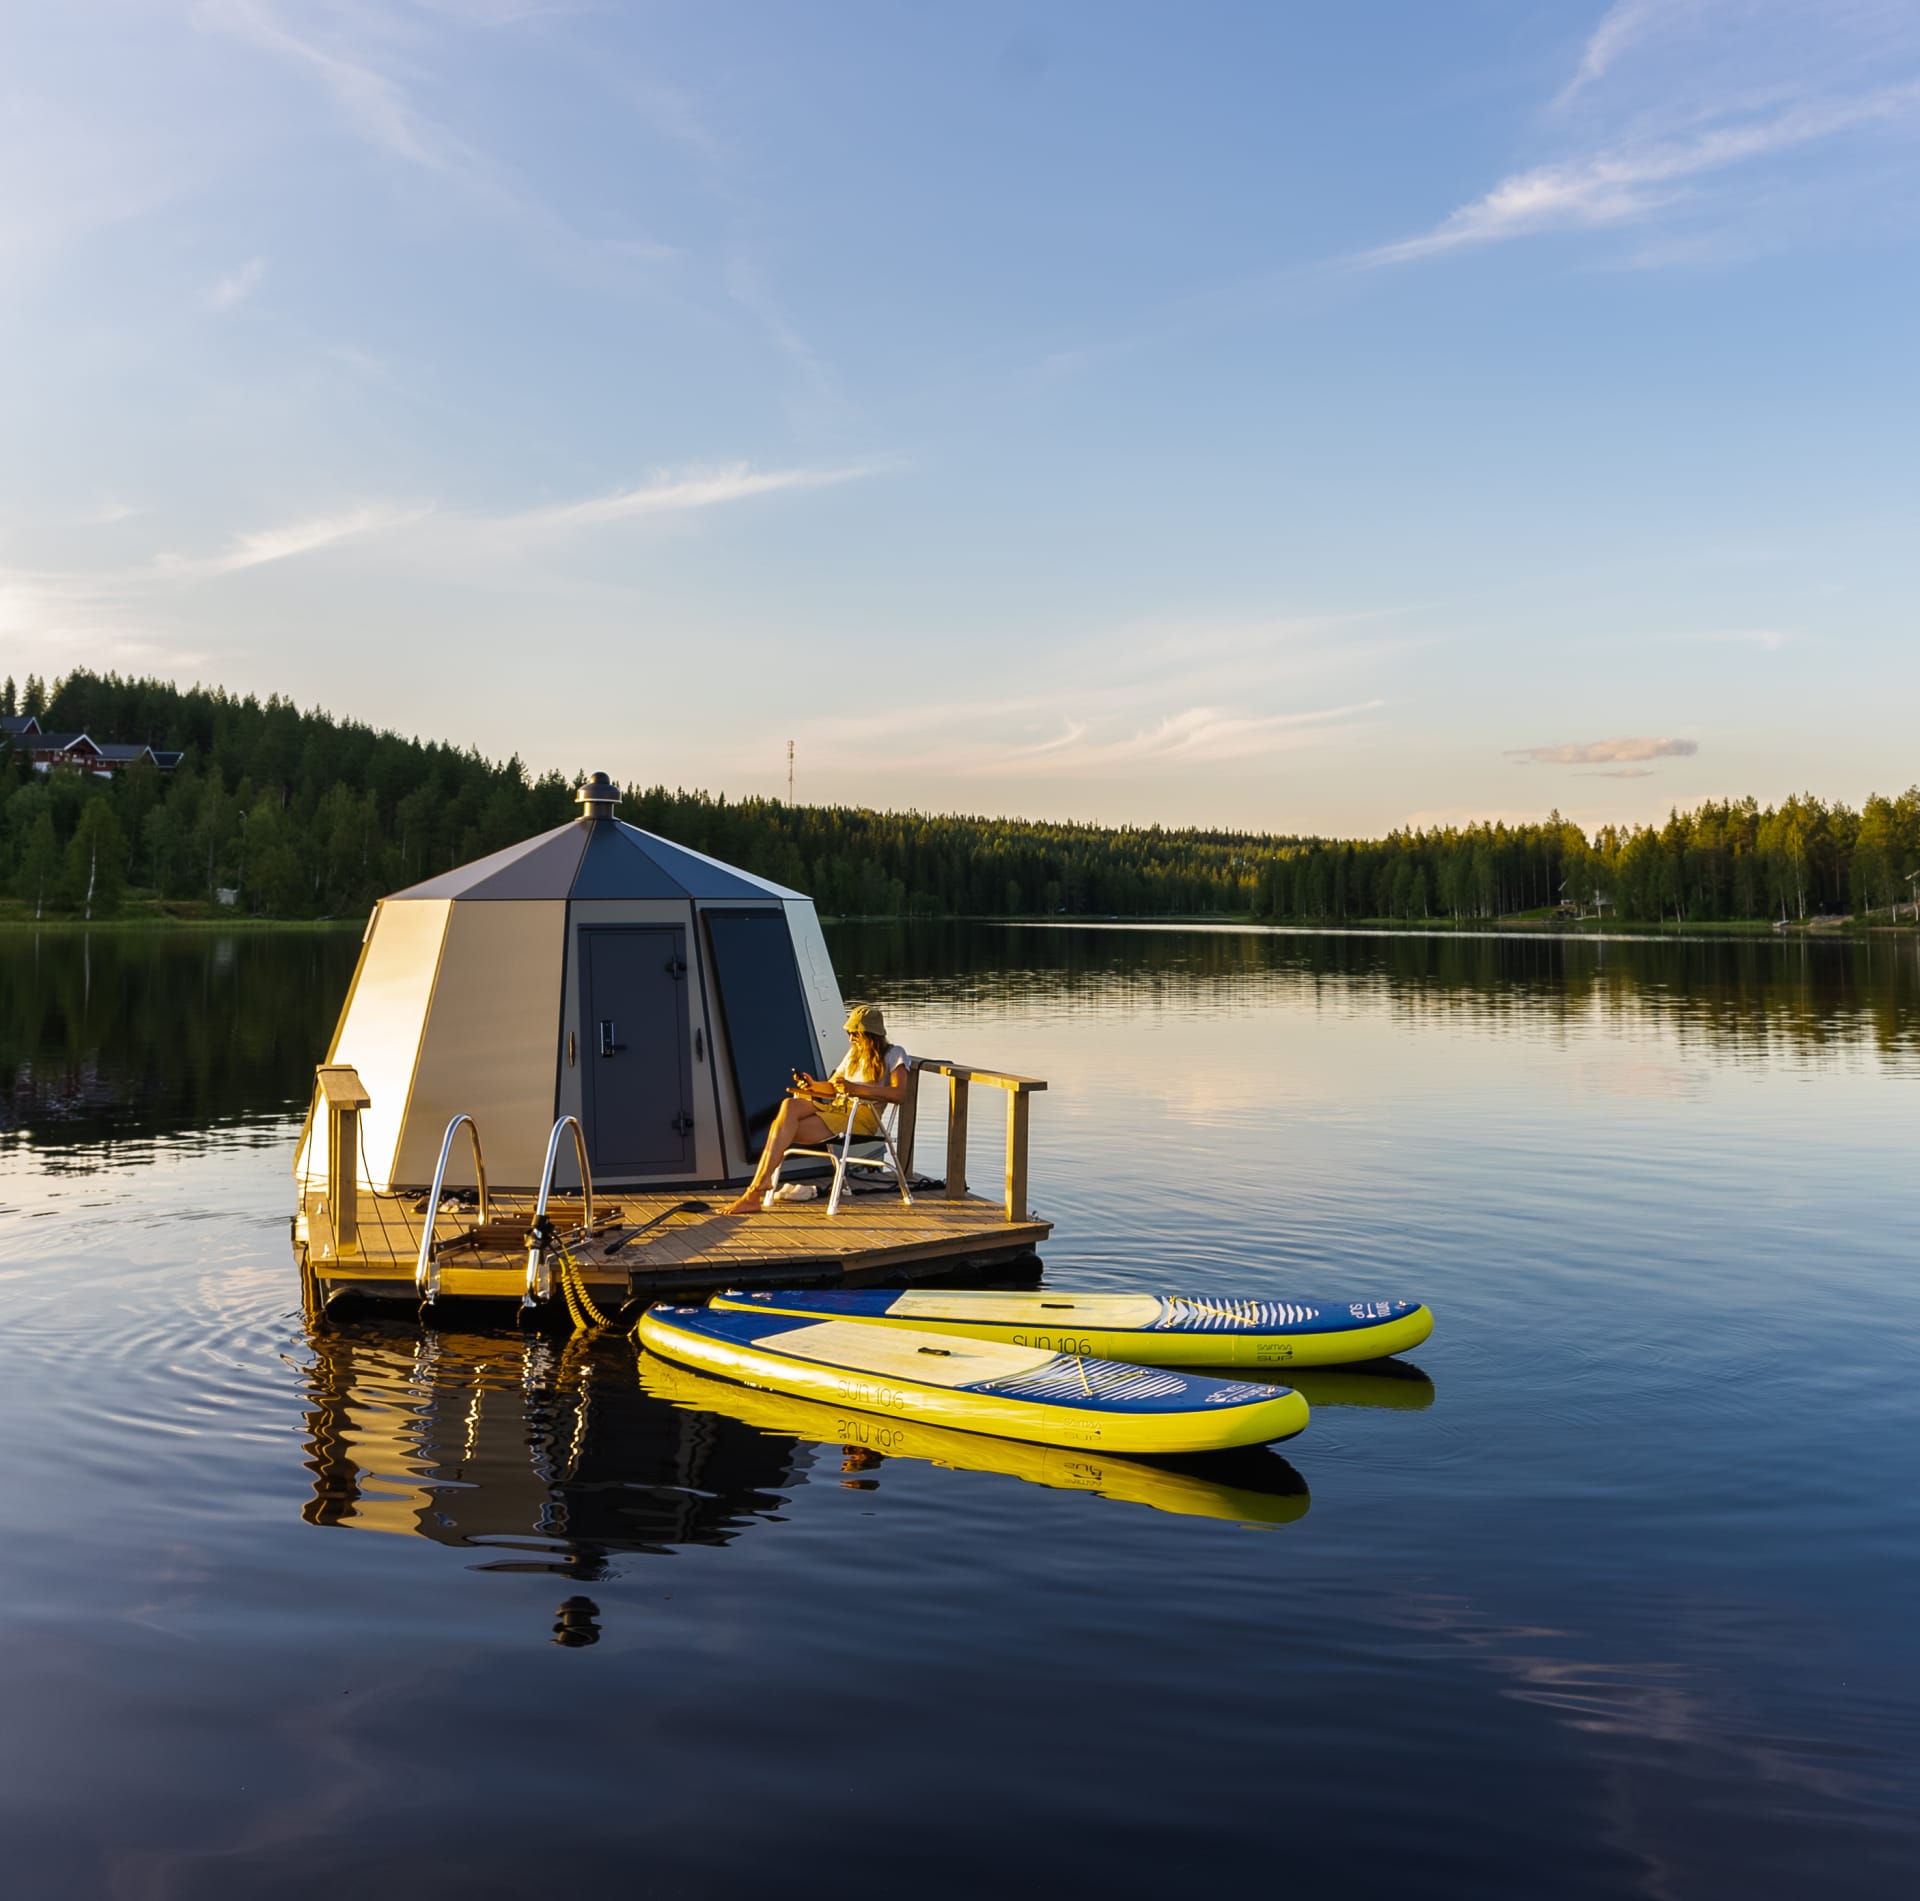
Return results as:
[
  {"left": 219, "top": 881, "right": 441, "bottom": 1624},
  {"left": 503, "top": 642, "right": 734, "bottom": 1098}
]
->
[{"left": 4, "top": 924, "right": 1914, "bottom": 1160}]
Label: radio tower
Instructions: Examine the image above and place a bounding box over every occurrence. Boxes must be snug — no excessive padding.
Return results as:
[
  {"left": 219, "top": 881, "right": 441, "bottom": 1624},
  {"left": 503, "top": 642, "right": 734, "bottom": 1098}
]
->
[{"left": 787, "top": 739, "right": 794, "bottom": 804}]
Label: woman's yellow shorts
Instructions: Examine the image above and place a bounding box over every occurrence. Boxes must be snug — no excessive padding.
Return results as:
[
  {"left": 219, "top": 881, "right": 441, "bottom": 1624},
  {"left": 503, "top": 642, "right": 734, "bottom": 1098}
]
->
[{"left": 810, "top": 1097, "right": 883, "bottom": 1141}]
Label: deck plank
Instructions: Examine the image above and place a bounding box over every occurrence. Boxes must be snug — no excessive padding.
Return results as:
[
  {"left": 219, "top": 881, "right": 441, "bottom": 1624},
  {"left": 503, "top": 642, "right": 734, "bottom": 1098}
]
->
[{"left": 302, "top": 1182, "right": 1049, "bottom": 1306}]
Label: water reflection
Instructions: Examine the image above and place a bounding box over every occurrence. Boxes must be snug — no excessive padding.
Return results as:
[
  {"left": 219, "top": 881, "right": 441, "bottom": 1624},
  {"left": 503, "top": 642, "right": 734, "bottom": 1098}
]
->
[
  {"left": 1286, "top": 1361, "right": 1435, "bottom": 1411},
  {"left": 838, "top": 922, "right": 1920, "bottom": 1068},
  {"left": 297, "top": 1320, "right": 1315, "bottom": 1565},
  {"left": 300, "top": 1324, "right": 811, "bottom": 1576},
  {"left": 0, "top": 926, "right": 358, "bottom": 1152},
  {"left": 3, "top": 923, "right": 1913, "bottom": 1159},
  {"left": 639, "top": 1353, "right": 1312, "bottom": 1525}
]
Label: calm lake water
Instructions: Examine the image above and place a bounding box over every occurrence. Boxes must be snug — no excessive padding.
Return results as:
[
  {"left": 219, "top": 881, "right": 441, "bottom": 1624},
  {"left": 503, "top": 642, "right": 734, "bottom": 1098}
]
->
[{"left": 2, "top": 923, "right": 1917, "bottom": 1898}]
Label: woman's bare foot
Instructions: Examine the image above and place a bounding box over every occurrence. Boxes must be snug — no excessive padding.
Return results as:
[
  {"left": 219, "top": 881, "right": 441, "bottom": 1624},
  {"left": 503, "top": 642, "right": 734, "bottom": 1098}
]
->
[{"left": 723, "top": 1190, "right": 766, "bottom": 1215}]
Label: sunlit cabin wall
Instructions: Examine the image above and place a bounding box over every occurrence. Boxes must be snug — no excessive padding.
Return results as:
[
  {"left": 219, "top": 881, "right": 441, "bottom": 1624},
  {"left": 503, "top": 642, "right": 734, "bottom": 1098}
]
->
[
  {"left": 788, "top": 901, "right": 847, "bottom": 1063},
  {"left": 391, "top": 900, "right": 565, "bottom": 1190},
  {"left": 295, "top": 899, "right": 450, "bottom": 1192}
]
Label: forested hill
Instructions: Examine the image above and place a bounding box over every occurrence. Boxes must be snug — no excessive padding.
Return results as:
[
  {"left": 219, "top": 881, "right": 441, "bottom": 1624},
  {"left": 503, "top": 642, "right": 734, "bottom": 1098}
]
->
[{"left": 3, "top": 668, "right": 1917, "bottom": 926}]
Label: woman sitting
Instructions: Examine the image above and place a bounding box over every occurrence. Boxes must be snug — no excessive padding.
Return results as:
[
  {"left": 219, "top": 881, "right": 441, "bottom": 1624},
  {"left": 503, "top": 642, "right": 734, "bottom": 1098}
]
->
[{"left": 724, "top": 1005, "right": 910, "bottom": 1214}]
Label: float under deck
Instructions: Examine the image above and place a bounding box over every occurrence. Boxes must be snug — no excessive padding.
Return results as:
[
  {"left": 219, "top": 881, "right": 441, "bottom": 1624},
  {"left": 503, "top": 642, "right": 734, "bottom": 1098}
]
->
[{"left": 298, "top": 1184, "right": 1052, "bottom": 1312}]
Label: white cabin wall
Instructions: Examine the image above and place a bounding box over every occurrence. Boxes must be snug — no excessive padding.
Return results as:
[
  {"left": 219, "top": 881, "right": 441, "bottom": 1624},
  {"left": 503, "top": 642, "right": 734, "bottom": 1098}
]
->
[
  {"left": 787, "top": 900, "right": 846, "bottom": 1062},
  {"left": 392, "top": 900, "right": 566, "bottom": 1190},
  {"left": 317, "top": 899, "right": 450, "bottom": 1190}
]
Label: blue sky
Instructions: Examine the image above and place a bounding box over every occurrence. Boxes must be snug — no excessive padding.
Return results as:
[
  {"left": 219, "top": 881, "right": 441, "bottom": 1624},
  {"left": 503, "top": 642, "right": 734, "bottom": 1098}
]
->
[{"left": 3, "top": 1, "right": 1916, "bottom": 832}]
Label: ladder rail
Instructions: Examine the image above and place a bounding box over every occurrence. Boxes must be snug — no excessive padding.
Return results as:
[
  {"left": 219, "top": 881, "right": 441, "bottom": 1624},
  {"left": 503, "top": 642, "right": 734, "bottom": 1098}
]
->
[
  {"left": 524, "top": 1115, "right": 595, "bottom": 1308},
  {"left": 414, "top": 1114, "right": 491, "bottom": 1301}
]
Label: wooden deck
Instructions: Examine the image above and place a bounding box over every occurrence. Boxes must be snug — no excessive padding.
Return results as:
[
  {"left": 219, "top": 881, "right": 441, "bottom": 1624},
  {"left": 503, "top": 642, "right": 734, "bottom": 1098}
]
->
[{"left": 298, "top": 1182, "right": 1052, "bottom": 1312}]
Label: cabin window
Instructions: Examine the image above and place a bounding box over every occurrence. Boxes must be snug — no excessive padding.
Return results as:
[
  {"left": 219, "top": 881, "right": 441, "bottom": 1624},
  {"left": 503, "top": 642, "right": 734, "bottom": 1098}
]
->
[{"left": 703, "top": 908, "right": 820, "bottom": 1143}]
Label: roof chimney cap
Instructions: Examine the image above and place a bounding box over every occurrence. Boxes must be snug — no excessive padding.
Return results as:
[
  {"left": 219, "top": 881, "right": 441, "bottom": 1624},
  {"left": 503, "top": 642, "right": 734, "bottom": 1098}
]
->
[{"left": 576, "top": 772, "right": 620, "bottom": 820}]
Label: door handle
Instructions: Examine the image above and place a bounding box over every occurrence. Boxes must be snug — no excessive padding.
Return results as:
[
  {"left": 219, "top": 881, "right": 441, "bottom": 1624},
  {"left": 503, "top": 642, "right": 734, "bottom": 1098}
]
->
[{"left": 598, "top": 1019, "right": 625, "bottom": 1057}]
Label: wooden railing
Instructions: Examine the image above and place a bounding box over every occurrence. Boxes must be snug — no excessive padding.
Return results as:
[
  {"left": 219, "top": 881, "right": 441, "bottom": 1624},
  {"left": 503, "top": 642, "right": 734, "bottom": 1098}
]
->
[
  {"left": 897, "top": 1059, "right": 1047, "bottom": 1222},
  {"left": 314, "top": 1064, "right": 372, "bottom": 1252}
]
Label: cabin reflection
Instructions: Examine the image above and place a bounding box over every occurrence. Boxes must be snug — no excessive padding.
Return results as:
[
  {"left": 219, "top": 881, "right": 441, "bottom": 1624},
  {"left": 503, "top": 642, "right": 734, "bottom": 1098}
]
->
[{"left": 301, "top": 1324, "right": 811, "bottom": 1577}]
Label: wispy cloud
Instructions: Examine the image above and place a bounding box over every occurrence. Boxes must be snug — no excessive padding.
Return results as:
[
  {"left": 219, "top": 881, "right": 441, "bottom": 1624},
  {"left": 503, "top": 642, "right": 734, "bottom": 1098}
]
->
[
  {"left": 43, "top": 462, "right": 876, "bottom": 601},
  {"left": 725, "top": 252, "right": 842, "bottom": 425},
  {"left": 79, "top": 499, "right": 143, "bottom": 526},
  {"left": 202, "top": 255, "right": 267, "bottom": 312},
  {"left": 1366, "top": 81, "right": 1920, "bottom": 264},
  {"left": 1508, "top": 736, "right": 1698, "bottom": 765},
  {"left": 996, "top": 701, "right": 1387, "bottom": 775},
  {"left": 1555, "top": 0, "right": 1676, "bottom": 109},
  {"left": 195, "top": 0, "right": 681, "bottom": 277},
  {"left": 760, "top": 609, "right": 1403, "bottom": 804},
  {"left": 490, "top": 461, "right": 884, "bottom": 537},
  {"left": 153, "top": 502, "right": 431, "bottom": 579},
  {"left": 101, "top": 637, "right": 216, "bottom": 671},
  {"left": 196, "top": 0, "right": 468, "bottom": 176}
]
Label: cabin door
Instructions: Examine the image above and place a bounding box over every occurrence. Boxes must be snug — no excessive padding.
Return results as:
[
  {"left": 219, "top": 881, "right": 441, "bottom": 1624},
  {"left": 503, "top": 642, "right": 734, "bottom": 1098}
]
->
[{"left": 577, "top": 925, "right": 694, "bottom": 1177}]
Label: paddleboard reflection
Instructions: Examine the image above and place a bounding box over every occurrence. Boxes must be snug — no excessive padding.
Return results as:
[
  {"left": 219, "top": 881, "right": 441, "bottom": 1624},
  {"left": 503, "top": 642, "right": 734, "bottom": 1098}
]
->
[
  {"left": 1273, "top": 1360, "right": 1435, "bottom": 1412},
  {"left": 637, "top": 1352, "right": 1311, "bottom": 1527}
]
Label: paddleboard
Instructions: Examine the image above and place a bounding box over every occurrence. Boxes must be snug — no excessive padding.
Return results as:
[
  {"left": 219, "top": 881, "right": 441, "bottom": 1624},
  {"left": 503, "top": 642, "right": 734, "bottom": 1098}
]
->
[
  {"left": 639, "top": 1355, "right": 1311, "bottom": 1526},
  {"left": 637, "top": 1304, "right": 1309, "bottom": 1455},
  {"left": 710, "top": 1287, "right": 1432, "bottom": 1368}
]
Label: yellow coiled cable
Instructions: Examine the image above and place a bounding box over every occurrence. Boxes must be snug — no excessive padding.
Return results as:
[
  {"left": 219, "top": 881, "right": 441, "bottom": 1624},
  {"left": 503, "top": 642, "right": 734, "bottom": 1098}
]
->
[{"left": 554, "top": 1241, "right": 610, "bottom": 1334}]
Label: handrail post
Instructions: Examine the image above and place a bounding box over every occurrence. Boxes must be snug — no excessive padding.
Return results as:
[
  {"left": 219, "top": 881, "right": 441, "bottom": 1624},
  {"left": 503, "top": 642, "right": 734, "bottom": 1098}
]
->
[
  {"left": 314, "top": 1065, "right": 371, "bottom": 1254},
  {"left": 896, "top": 1060, "right": 923, "bottom": 1177},
  {"left": 415, "top": 1114, "right": 491, "bottom": 1301},
  {"left": 1004, "top": 1087, "right": 1032, "bottom": 1222},
  {"left": 524, "top": 1116, "right": 595, "bottom": 1309},
  {"left": 944, "top": 1072, "right": 970, "bottom": 1200}
]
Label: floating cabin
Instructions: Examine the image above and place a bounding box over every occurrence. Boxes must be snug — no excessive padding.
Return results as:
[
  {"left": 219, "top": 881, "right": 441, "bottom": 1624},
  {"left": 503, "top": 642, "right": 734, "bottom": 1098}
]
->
[{"left": 294, "top": 774, "right": 1050, "bottom": 1315}]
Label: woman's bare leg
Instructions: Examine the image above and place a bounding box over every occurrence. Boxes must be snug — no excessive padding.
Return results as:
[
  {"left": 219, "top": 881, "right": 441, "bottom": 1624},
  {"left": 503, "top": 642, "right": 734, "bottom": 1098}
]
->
[{"left": 725, "top": 1098, "right": 833, "bottom": 1213}]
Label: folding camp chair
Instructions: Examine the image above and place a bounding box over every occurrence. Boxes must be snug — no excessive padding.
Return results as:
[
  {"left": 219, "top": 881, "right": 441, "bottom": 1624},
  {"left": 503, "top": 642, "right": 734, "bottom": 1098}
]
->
[{"left": 769, "top": 1089, "right": 915, "bottom": 1217}]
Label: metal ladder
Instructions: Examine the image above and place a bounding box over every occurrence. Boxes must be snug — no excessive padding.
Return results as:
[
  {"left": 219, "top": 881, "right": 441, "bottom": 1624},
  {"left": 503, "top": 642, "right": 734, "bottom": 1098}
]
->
[
  {"left": 523, "top": 1116, "right": 595, "bottom": 1311},
  {"left": 414, "top": 1114, "right": 491, "bottom": 1302}
]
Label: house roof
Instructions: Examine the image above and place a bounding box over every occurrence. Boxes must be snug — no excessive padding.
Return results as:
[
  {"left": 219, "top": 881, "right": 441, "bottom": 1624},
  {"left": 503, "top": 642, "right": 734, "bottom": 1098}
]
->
[
  {"left": 94, "top": 743, "right": 156, "bottom": 763},
  {"left": 26, "top": 732, "right": 97, "bottom": 753},
  {"left": 388, "top": 816, "right": 804, "bottom": 903},
  {"left": 0, "top": 715, "right": 40, "bottom": 737}
]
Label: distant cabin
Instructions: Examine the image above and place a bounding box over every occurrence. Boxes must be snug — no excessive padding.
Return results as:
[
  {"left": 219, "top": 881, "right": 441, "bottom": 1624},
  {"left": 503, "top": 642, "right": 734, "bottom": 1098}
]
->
[
  {"left": 295, "top": 774, "right": 844, "bottom": 1196},
  {"left": 1, "top": 724, "right": 180, "bottom": 776}
]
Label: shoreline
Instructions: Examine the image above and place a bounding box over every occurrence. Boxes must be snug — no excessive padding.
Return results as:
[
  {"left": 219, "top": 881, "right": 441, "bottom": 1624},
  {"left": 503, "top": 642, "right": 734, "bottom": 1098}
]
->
[{"left": 6, "top": 909, "right": 1910, "bottom": 944}]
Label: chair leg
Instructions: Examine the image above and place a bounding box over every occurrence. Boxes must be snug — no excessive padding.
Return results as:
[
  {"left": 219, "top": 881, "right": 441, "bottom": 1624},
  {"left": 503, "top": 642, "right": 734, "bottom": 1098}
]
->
[
  {"left": 884, "top": 1132, "right": 914, "bottom": 1207},
  {"left": 826, "top": 1121, "right": 853, "bottom": 1217}
]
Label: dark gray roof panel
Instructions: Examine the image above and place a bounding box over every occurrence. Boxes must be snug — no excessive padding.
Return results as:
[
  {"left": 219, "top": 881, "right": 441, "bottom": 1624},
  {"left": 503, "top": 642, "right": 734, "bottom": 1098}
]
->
[
  {"left": 384, "top": 816, "right": 792, "bottom": 902},
  {"left": 619, "top": 823, "right": 782, "bottom": 899},
  {"left": 389, "top": 822, "right": 588, "bottom": 899},
  {"left": 568, "top": 822, "right": 693, "bottom": 899},
  {"left": 461, "top": 825, "right": 600, "bottom": 899}
]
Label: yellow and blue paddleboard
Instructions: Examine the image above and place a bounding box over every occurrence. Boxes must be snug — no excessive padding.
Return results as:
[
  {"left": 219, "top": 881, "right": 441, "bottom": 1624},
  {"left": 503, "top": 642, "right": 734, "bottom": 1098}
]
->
[
  {"left": 636, "top": 1303, "right": 1309, "bottom": 1456},
  {"left": 710, "top": 1287, "right": 1432, "bottom": 1369},
  {"left": 639, "top": 1356, "right": 1311, "bottom": 1526}
]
